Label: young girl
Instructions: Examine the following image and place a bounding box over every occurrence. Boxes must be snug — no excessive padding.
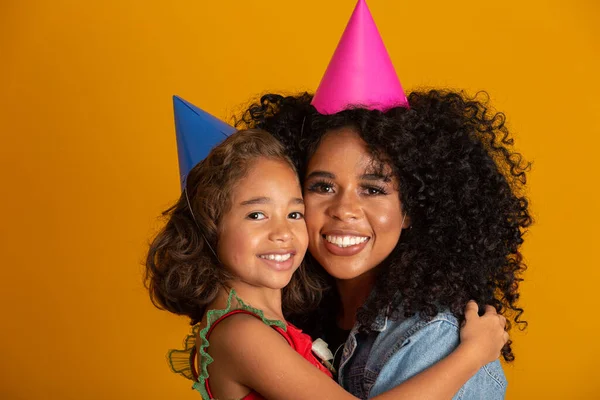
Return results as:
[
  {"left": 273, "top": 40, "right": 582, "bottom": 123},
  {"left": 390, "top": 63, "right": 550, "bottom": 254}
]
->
[{"left": 146, "top": 129, "right": 508, "bottom": 400}]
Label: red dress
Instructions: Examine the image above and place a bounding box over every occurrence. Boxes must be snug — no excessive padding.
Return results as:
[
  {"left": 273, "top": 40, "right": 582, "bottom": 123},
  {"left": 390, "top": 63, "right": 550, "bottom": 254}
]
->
[{"left": 189, "top": 309, "right": 332, "bottom": 400}]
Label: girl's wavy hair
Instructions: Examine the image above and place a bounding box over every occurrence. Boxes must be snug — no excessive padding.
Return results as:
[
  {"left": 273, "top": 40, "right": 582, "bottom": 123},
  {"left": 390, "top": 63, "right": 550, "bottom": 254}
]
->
[
  {"left": 145, "top": 129, "right": 324, "bottom": 324},
  {"left": 237, "top": 90, "right": 532, "bottom": 361}
]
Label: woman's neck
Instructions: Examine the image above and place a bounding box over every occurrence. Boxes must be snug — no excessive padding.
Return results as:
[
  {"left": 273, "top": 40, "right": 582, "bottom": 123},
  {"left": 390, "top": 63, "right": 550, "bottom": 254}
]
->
[{"left": 335, "top": 271, "right": 377, "bottom": 330}]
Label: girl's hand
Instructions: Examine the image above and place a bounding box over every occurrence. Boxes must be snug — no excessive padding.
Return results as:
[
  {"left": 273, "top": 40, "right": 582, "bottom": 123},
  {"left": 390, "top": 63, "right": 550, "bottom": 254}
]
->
[{"left": 459, "top": 301, "right": 509, "bottom": 367}]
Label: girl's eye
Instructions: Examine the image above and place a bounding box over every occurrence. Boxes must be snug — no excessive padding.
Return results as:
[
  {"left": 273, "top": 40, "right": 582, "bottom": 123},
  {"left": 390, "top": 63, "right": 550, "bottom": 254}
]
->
[
  {"left": 247, "top": 212, "right": 266, "bottom": 220},
  {"left": 306, "top": 180, "right": 335, "bottom": 194},
  {"left": 288, "top": 212, "right": 304, "bottom": 220}
]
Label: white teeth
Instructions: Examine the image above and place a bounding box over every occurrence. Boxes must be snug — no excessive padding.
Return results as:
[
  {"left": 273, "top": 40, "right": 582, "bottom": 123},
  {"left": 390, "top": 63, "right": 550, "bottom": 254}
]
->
[
  {"left": 325, "top": 235, "right": 368, "bottom": 248},
  {"left": 259, "top": 253, "right": 292, "bottom": 262}
]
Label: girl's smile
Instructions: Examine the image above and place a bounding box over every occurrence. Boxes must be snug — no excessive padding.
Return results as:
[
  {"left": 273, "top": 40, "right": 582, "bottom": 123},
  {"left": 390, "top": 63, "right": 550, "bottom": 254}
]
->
[
  {"left": 257, "top": 249, "right": 298, "bottom": 271},
  {"left": 217, "top": 157, "right": 308, "bottom": 290}
]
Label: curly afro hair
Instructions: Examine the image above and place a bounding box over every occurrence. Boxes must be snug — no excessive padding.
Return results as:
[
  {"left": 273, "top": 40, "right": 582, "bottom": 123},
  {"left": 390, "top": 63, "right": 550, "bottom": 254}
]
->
[{"left": 236, "top": 89, "right": 531, "bottom": 361}]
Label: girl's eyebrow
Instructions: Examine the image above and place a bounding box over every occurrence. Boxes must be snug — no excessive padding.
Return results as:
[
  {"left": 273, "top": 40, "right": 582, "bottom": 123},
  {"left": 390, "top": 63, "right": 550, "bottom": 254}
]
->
[
  {"left": 240, "top": 197, "right": 305, "bottom": 206},
  {"left": 240, "top": 197, "right": 271, "bottom": 206},
  {"left": 305, "top": 170, "right": 335, "bottom": 180}
]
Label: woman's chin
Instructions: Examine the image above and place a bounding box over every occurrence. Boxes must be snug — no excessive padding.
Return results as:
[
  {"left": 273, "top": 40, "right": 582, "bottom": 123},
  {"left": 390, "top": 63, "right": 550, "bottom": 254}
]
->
[{"left": 319, "top": 261, "right": 375, "bottom": 281}]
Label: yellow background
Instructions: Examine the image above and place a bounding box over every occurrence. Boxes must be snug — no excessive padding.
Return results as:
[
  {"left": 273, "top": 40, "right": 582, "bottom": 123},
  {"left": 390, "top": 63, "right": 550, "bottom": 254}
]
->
[{"left": 1, "top": 0, "right": 598, "bottom": 399}]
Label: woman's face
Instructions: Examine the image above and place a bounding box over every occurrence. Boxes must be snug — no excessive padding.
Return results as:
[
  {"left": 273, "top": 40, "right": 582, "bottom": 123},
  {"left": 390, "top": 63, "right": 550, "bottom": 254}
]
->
[{"left": 303, "top": 128, "right": 408, "bottom": 280}]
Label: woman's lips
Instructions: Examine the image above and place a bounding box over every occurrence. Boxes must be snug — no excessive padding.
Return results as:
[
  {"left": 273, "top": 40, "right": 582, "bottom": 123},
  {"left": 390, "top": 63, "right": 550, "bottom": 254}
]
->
[{"left": 321, "top": 231, "right": 371, "bottom": 257}]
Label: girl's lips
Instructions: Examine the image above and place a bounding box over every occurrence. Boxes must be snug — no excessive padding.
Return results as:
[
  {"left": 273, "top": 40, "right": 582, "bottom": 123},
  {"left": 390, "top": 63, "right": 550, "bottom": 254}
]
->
[
  {"left": 257, "top": 253, "right": 296, "bottom": 271},
  {"left": 257, "top": 249, "right": 297, "bottom": 256}
]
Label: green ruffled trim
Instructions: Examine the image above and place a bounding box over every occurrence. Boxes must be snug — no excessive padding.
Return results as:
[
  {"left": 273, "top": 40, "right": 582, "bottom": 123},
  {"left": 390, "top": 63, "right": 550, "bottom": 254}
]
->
[
  {"left": 166, "top": 328, "right": 198, "bottom": 381},
  {"left": 167, "top": 289, "right": 285, "bottom": 399}
]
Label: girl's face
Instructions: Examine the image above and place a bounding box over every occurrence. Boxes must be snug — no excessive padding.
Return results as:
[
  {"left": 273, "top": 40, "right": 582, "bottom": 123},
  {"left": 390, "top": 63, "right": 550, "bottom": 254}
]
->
[
  {"left": 217, "top": 158, "right": 308, "bottom": 290},
  {"left": 303, "top": 128, "right": 409, "bottom": 281}
]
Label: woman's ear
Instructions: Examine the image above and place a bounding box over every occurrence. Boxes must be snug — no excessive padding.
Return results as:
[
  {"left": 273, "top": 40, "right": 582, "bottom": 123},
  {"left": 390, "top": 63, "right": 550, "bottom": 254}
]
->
[{"left": 401, "top": 213, "right": 411, "bottom": 229}]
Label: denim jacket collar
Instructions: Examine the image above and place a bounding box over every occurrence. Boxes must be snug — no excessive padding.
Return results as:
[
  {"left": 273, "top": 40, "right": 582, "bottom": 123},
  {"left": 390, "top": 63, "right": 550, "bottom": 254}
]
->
[
  {"left": 369, "top": 306, "right": 390, "bottom": 332},
  {"left": 362, "top": 290, "right": 400, "bottom": 332}
]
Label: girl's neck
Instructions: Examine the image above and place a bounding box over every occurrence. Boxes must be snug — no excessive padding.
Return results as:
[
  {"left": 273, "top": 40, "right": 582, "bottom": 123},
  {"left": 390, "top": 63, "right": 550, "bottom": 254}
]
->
[
  {"left": 215, "top": 281, "right": 285, "bottom": 322},
  {"left": 335, "top": 270, "right": 377, "bottom": 330}
]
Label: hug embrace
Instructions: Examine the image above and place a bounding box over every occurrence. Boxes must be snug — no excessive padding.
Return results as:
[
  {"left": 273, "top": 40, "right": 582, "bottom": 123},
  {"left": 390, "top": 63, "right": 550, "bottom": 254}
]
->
[{"left": 145, "top": 1, "right": 531, "bottom": 399}]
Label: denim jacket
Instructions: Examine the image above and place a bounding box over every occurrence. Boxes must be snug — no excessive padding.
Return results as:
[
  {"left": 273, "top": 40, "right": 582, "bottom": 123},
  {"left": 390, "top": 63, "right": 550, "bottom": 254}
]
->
[{"left": 337, "top": 308, "right": 507, "bottom": 400}]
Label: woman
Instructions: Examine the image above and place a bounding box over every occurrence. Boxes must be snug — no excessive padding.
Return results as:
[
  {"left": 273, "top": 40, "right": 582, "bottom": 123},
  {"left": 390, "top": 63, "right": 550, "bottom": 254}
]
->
[
  {"left": 238, "top": 85, "right": 530, "bottom": 398},
  {"left": 236, "top": 2, "right": 530, "bottom": 398}
]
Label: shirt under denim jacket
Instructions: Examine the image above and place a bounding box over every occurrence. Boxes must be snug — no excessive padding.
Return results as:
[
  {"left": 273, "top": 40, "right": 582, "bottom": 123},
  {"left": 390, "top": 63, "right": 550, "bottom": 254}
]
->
[{"left": 336, "top": 304, "right": 507, "bottom": 400}]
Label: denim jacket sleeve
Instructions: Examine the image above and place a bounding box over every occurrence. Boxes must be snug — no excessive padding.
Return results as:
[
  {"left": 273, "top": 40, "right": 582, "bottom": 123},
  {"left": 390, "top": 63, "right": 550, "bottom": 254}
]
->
[{"left": 368, "top": 318, "right": 507, "bottom": 400}]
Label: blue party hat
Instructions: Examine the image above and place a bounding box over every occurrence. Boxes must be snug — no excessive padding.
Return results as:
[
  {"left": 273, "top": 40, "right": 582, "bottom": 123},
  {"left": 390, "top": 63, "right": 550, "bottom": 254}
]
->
[{"left": 173, "top": 96, "right": 235, "bottom": 190}]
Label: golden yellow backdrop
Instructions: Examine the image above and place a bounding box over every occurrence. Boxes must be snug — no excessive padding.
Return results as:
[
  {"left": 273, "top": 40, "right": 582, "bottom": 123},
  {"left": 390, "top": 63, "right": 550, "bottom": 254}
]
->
[{"left": 1, "top": 0, "right": 598, "bottom": 399}]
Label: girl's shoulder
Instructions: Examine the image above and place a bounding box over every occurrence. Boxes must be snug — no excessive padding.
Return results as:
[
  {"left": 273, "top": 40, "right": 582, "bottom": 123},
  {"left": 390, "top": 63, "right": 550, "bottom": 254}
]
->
[
  {"left": 167, "top": 289, "right": 287, "bottom": 398},
  {"left": 203, "top": 289, "right": 287, "bottom": 335}
]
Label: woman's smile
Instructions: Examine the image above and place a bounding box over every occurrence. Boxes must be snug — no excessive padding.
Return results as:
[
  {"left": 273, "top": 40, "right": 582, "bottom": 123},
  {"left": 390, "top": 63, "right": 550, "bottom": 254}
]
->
[
  {"left": 303, "top": 128, "right": 408, "bottom": 280},
  {"left": 321, "top": 230, "right": 371, "bottom": 256}
]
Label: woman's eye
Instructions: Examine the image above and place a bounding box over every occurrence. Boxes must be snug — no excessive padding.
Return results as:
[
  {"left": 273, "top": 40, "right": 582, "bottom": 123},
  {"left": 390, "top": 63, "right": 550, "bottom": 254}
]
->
[
  {"left": 247, "top": 212, "right": 266, "bottom": 220},
  {"left": 306, "top": 181, "right": 335, "bottom": 194},
  {"left": 364, "top": 186, "right": 388, "bottom": 196},
  {"left": 288, "top": 212, "right": 304, "bottom": 220}
]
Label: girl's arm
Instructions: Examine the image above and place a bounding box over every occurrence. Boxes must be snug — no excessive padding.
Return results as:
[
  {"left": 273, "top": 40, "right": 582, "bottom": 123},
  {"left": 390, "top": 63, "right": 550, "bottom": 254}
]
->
[
  {"left": 369, "top": 301, "right": 509, "bottom": 400},
  {"left": 210, "top": 302, "right": 506, "bottom": 400}
]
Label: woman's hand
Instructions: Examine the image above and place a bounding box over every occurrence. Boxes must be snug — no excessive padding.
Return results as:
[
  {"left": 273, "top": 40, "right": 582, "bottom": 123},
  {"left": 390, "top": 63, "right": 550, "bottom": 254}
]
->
[{"left": 459, "top": 301, "right": 509, "bottom": 367}]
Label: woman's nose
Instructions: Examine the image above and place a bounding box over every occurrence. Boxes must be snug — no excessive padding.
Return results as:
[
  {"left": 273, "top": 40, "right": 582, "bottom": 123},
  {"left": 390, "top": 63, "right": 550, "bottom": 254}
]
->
[{"left": 327, "top": 191, "right": 363, "bottom": 222}]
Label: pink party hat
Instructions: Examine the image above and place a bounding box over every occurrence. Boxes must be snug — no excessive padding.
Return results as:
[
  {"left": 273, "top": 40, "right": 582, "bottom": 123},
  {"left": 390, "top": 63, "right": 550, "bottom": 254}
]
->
[{"left": 311, "top": 0, "right": 408, "bottom": 114}]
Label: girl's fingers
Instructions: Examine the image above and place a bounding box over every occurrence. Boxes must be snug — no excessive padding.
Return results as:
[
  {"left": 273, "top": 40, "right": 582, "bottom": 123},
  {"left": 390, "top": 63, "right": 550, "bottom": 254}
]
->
[
  {"left": 485, "top": 305, "right": 497, "bottom": 315},
  {"left": 465, "top": 300, "right": 479, "bottom": 321},
  {"left": 498, "top": 315, "right": 507, "bottom": 328}
]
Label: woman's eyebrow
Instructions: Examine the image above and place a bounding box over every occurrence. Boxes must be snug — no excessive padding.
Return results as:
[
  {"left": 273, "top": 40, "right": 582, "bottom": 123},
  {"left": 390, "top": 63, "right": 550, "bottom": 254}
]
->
[
  {"left": 360, "top": 173, "right": 392, "bottom": 182},
  {"left": 305, "top": 170, "right": 336, "bottom": 180}
]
